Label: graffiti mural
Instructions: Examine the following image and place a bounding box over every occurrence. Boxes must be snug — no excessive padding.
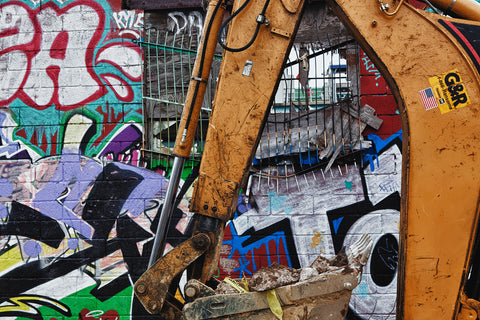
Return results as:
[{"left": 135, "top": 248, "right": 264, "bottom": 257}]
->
[
  {"left": 218, "top": 131, "right": 403, "bottom": 319},
  {"left": 0, "top": 153, "right": 174, "bottom": 318},
  {"left": 0, "top": 0, "right": 156, "bottom": 317},
  {"left": 0, "top": 0, "right": 143, "bottom": 159}
]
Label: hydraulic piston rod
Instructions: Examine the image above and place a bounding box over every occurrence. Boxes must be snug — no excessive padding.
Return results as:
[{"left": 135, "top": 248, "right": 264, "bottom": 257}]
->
[{"left": 148, "top": 0, "right": 226, "bottom": 266}]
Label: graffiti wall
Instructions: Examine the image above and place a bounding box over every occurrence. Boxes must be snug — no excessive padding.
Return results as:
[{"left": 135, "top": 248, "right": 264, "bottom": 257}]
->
[
  {"left": 216, "top": 48, "right": 403, "bottom": 320},
  {"left": 218, "top": 131, "right": 402, "bottom": 319},
  {"left": 0, "top": 0, "right": 162, "bottom": 318},
  {"left": 0, "top": 0, "right": 144, "bottom": 159}
]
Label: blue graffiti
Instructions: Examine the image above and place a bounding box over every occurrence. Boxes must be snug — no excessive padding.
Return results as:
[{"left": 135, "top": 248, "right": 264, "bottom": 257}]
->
[
  {"left": 332, "top": 217, "right": 344, "bottom": 234},
  {"left": 353, "top": 277, "right": 370, "bottom": 299},
  {"left": 267, "top": 191, "right": 292, "bottom": 214},
  {"left": 223, "top": 222, "right": 295, "bottom": 275},
  {"left": 344, "top": 180, "right": 353, "bottom": 191},
  {"left": 363, "top": 130, "right": 402, "bottom": 171}
]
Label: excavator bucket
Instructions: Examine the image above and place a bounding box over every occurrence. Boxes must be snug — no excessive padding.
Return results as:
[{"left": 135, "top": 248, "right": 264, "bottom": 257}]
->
[
  {"left": 183, "top": 235, "right": 373, "bottom": 320},
  {"left": 184, "top": 273, "right": 356, "bottom": 320}
]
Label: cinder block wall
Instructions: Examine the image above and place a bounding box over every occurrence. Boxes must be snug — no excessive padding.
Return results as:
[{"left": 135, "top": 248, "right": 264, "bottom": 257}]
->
[
  {"left": 0, "top": 0, "right": 162, "bottom": 319},
  {"left": 0, "top": 1, "right": 403, "bottom": 320}
]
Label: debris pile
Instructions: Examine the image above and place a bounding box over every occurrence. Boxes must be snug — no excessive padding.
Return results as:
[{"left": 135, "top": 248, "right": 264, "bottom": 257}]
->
[
  {"left": 215, "top": 234, "right": 372, "bottom": 295},
  {"left": 183, "top": 235, "right": 373, "bottom": 320}
]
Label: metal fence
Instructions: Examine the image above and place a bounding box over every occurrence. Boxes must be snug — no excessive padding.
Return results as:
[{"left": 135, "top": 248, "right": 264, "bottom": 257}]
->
[
  {"left": 139, "top": 28, "right": 363, "bottom": 174},
  {"left": 138, "top": 28, "right": 221, "bottom": 172}
]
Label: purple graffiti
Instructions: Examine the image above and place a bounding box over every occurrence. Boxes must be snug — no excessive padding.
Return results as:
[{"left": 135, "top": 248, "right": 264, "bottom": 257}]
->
[
  {"left": 0, "top": 177, "right": 14, "bottom": 219},
  {"left": 99, "top": 125, "right": 142, "bottom": 158},
  {"left": 24, "top": 240, "right": 42, "bottom": 257},
  {"left": 67, "top": 238, "right": 79, "bottom": 250},
  {"left": 33, "top": 153, "right": 103, "bottom": 238},
  {"left": 0, "top": 178, "right": 14, "bottom": 196},
  {"left": 116, "top": 162, "right": 167, "bottom": 218},
  {"left": 4, "top": 153, "right": 167, "bottom": 240}
]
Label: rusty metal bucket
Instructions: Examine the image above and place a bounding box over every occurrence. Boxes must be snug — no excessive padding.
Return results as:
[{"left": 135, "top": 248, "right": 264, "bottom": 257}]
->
[
  {"left": 183, "top": 272, "right": 359, "bottom": 320},
  {"left": 183, "top": 234, "right": 373, "bottom": 320}
]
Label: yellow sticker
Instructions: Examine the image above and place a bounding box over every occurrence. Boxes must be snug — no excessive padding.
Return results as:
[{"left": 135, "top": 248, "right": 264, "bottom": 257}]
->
[{"left": 428, "top": 69, "right": 471, "bottom": 114}]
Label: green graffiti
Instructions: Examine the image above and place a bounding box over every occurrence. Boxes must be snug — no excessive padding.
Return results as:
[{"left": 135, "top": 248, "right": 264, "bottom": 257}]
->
[{"left": 344, "top": 180, "right": 353, "bottom": 191}]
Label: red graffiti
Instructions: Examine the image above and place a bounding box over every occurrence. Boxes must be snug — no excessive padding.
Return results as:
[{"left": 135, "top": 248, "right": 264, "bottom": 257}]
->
[
  {"left": 0, "top": 1, "right": 141, "bottom": 111},
  {"left": 79, "top": 308, "right": 119, "bottom": 320},
  {"left": 219, "top": 224, "right": 291, "bottom": 279}
]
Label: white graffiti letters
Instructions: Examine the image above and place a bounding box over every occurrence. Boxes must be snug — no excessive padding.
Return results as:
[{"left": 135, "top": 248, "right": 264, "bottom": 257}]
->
[
  {"left": 113, "top": 10, "right": 143, "bottom": 28},
  {"left": 23, "top": 5, "right": 102, "bottom": 108},
  {"left": 112, "top": 10, "right": 143, "bottom": 39},
  {"left": 0, "top": 4, "right": 34, "bottom": 102},
  {"left": 168, "top": 11, "right": 203, "bottom": 36},
  {"left": 0, "top": 2, "right": 106, "bottom": 110}
]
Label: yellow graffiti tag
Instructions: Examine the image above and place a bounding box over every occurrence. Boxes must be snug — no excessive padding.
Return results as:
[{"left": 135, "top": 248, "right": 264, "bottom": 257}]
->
[
  {"left": 0, "top": 295, "right": 71, "bottom": 319},
  {"left": 310, "top": 231, "right": 323, "bottom": 248}
]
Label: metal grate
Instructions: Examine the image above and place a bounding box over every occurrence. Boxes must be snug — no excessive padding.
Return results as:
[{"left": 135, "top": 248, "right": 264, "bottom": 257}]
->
[
  {"left": 139, "top": 29, "right": 363, "bottom": 174},
  {"left": 255, "top": 39, "right": 364, "bottom": 177},
  {"left": 138, "top": 28, "right": 221, "bottom": 172}
]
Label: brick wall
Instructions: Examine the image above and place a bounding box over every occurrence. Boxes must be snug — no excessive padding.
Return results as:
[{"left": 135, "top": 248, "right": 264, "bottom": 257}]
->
[
  {"left": 0, "top": 0, "right": 160, "bottom": 319},
  {"left": 360, "top": 49, "right": 401, "bottom": 139}
]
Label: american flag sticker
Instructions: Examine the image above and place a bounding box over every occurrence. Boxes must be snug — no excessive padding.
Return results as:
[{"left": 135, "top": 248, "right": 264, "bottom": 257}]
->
[{"left": 419, "top": 87, "right": 438, "bottom": 111}]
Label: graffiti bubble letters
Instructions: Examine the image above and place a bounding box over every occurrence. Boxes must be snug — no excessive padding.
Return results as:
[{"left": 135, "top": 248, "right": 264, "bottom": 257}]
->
[
  {"left": 0, "top": 1, "right": 141, "bottom": 112},
  {"left": 0, "top": 4, "right": 34, "bottom": 103},
  {"left": 0, "top": 1, "right": 106, "bottom": 110},
  {"left": 24, "top": 4, "right": 103, "bottom": 108}
]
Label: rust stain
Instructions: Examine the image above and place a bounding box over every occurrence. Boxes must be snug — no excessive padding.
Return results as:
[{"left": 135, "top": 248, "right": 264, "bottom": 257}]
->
[{"left": 311, "top": 231, "right": 323, "bottom": 248}]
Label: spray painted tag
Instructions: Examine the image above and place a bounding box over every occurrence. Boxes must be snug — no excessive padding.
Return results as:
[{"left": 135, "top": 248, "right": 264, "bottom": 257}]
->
[{"left": 428, "top": 69, "right": 470, "bottom": 114}]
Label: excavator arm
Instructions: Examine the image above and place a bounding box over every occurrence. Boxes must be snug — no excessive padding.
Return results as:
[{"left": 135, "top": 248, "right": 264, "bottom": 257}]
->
[
  {"left": 327, "top": 1, "right": 480, "bottom": 318},
  {"left": 134, "top": 0, "right": 307, "bottom": 316},
  {"left": 133, "top": 0, "right": 480, "bottom": 318}
]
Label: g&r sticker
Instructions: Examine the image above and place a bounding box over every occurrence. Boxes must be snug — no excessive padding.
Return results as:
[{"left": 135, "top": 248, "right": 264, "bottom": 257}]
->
[{"left": 428, "top": 69, "right": 471, "bottom": 114}]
